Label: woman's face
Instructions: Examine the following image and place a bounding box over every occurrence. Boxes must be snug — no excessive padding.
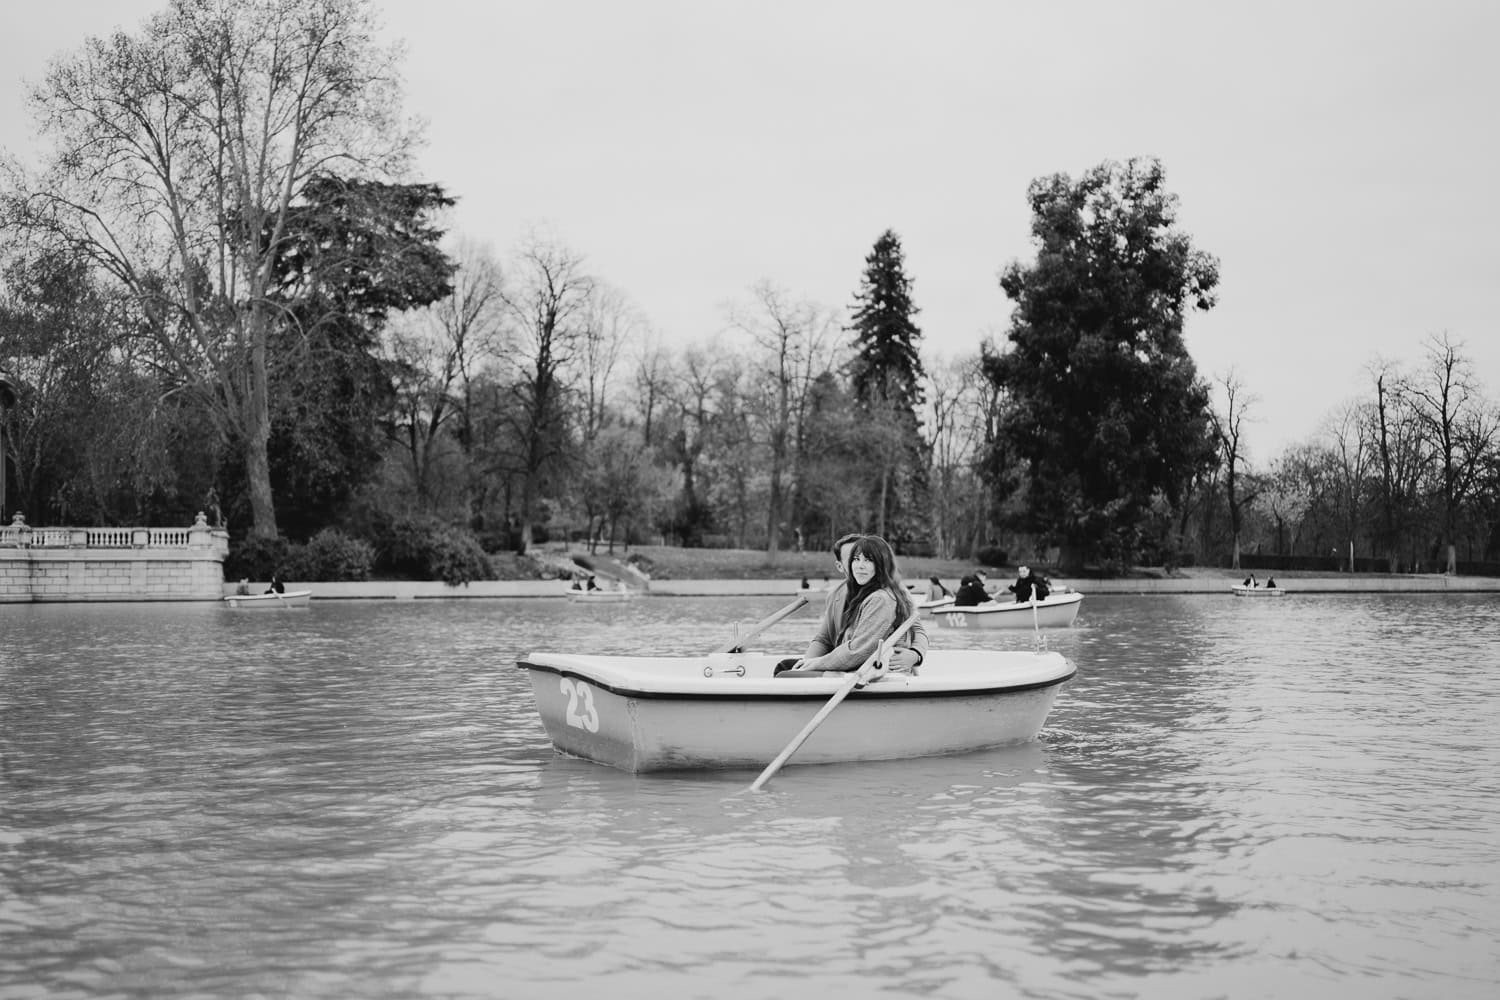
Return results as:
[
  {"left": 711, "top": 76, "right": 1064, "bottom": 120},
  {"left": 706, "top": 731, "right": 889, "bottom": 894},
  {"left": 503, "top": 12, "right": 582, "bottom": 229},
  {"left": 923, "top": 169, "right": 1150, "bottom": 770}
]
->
[
  {"left": 849, "top": 551, "right": 876, "bottom": 587},
  {"left": 838, "top": 542, "right": 858, "bottom": 577}
]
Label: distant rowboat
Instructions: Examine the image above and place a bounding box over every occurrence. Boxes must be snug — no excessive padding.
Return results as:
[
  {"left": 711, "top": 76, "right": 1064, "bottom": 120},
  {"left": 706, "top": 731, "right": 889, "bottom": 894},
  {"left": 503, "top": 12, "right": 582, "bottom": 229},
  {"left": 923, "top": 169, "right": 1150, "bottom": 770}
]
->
[
  {"left": 566, "top": 587, "right": 632, "bottom": 603},
  {"left": 1231, "top": 584, "right": 1284, "bottom": 597},
  {"left": 932, "top": 592, "right": 1084, "bottom": 630},
  {"left": 222, "top": 589, "right": 312, "bottom": 609}
]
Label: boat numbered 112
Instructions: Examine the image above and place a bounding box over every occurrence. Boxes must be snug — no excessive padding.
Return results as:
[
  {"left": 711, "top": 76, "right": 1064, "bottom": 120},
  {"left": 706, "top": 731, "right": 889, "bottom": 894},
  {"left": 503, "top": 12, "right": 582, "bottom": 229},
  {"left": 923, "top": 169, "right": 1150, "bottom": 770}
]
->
[{"left": 932, "top": 591, "right": 1084, "bottom": 629}]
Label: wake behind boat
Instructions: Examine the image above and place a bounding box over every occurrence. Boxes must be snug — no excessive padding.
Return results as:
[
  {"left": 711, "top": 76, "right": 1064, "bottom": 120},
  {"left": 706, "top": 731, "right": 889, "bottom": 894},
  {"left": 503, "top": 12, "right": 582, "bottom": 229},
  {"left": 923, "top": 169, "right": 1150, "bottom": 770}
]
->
[
  {"left": 516, "top": 648, "right": 1075, "bottom": 773},
  {"left": 222, "top": 589, "right": 311, "bottom": 608},
  {"left": 932, "top": 591, "right": 1084, "bottom": 629}
]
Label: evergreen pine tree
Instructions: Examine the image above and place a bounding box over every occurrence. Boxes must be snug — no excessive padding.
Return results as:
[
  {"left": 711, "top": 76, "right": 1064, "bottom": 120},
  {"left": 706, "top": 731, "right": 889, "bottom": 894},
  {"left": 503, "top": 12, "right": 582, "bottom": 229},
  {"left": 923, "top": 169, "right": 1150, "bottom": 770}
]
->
[
  {"left": 848, "top": 230, "right": 926, "bottom": 411},
  {"left": 846, "top": 230, "right": 928, "bottom": 542}
]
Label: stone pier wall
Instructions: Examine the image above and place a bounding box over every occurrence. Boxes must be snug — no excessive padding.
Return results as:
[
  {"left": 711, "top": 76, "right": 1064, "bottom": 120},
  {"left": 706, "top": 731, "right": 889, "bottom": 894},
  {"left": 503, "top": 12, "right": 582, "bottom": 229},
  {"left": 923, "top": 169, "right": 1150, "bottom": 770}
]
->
[{"left": 0, "top": 514, "right": 229, "bottom": 603}]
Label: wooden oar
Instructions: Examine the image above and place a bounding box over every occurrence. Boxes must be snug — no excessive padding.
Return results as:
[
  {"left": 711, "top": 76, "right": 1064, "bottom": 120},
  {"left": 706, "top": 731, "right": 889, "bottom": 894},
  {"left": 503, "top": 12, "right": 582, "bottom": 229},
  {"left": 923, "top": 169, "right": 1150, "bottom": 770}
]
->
[
  {"left": 748, "top": 612, "right": 919, "bottom": 792},
  {"left": 712, "top": 594, "right": 810, "bottom": 654}
]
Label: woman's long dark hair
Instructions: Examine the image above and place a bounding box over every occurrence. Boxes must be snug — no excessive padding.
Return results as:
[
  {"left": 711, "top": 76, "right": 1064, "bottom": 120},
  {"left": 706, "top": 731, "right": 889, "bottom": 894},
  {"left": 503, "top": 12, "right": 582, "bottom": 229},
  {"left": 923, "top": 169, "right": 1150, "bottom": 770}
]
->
[{"left": 839, "top": 535, "right": 914, "bottom": 634}]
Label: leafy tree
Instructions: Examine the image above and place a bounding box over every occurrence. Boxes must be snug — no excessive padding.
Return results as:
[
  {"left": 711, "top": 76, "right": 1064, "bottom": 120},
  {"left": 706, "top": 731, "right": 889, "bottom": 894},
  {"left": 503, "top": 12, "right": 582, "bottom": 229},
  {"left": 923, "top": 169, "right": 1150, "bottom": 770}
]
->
[
  {"left": 0, "top": 254, "right": 210, "bottom": 524},
  {"left": 263, "top": 175, "right": 456, "bottom": 538},
  {"left": 11, "top": 0, "right": 418, "bottom": 538},
  {"left": 983, "top": 157, "right": 1219, "bottom": 570},
  {"left": 847, "top": 230, "right": 927, "bottom": 538}
]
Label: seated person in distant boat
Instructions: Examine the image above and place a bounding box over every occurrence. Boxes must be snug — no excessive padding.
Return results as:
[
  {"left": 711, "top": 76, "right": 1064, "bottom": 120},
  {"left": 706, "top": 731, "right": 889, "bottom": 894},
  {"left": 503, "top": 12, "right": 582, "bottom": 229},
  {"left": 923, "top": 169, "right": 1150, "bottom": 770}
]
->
[
  {"left": 1265, "top": 577, "right": 1277, "bottom": 589},
  {"left": 953, "top": 574, "right": 991, "bottom": 606},
  {"left": 1008, "top": 565, "right": 1050, "bottom": 603},
  {"left": 774, "top": 535, "right": 925, "bottom": 677},
  {"left": 585, "top": 575, "right": 599, "bottom": 591},
  {"left": 265, "top": 574, "right": 285, "bottom": 595},
  {"left": 235, "top": 578, "right": 251, "bottom": 596},
  {"left": 925, "top": 575, "right": 952, "bottom": 601},
  {"left": 1242, "top": 573, "right": 1258, "bottom": 588}
]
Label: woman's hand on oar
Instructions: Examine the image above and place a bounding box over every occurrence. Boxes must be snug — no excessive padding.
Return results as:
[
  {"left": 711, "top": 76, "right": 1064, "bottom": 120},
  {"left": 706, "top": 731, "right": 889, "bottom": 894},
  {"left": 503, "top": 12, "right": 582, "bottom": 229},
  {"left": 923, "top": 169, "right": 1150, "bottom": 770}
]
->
[{"left": 747, "top": 612, "right": 920, "bottom": 793}]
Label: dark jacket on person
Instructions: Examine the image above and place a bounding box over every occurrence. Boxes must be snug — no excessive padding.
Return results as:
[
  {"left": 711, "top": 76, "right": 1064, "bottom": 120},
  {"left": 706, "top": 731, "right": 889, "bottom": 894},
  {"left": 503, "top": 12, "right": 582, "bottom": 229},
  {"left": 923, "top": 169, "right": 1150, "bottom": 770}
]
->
[
  {"left": 1009, "top": 571, "right": 1050, "bottom": 603},
  {"left": 953, "top": 575, "right": 991, "bottom": 606}
]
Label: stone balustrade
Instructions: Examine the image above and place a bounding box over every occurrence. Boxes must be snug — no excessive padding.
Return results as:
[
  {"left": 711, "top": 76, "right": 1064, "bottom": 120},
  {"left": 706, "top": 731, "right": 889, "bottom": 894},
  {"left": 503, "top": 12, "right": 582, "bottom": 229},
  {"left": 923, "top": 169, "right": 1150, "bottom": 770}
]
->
[{"left": 0, "top": 512, "right": 229, "bottom": 603}]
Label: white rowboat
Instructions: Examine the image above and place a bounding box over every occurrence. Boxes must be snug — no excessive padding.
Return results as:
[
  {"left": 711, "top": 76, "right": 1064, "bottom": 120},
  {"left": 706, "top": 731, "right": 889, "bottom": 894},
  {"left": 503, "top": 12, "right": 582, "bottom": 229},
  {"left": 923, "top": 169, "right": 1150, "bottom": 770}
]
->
[
  {"left": 516, "top": 649, "right": 1075, "bottom": 773},
  {"left": 916, "top": 595, "right": 956, "bottom": 617},
  {"left": 222, "top": 589, "right": 312, "bottom": 608},
  {"left": 1231, "top": 585, "right": 1284, "bottom": 597},
  {"left": 932, "top": 591, "right": 1084, "bottom": 630},
  {"left": 566, "top": 587, "right": 632, "bottom": 603}
]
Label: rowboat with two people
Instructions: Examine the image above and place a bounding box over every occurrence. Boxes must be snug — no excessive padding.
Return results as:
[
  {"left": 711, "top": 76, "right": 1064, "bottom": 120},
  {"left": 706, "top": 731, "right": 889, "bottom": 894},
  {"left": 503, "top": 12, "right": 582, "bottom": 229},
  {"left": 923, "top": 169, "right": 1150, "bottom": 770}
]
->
[
  {"left": 1232, "top": 574, "right": 1284, "bottom": 597},
  {"left": 516, "top": 593, "right": 1076, "bottom": 775},
  {"left": 565, "top": 583, "right": 633, "bottom": 603},
  {"left": 931, "top": 591, "right": 1085, "bottom": 629},
  {"left": 222, "top": 589, "right": 312, "bottom": 608}
]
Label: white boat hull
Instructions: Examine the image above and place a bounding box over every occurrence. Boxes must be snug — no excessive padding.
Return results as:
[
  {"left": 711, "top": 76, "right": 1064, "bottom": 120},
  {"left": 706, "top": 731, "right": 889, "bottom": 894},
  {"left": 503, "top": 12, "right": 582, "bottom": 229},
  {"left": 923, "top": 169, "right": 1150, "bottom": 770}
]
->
[
  {"left": 1231, "top": 585, "right": 1284, "bottom": 597},
  {"left": 932, "top": 591, "right": 1083, "bottom": 630},
  {"left": 565, "top": 589, "right": 632, "bottom": 603},
  {"left": 222, "top": 589, "right": 312, "bottom": 608},
  {"left": 917, "top": 596, "right": 955, "bottom": 617},
  {"left": 517, "top": 649, "right": 1075, "bottom": 773}
]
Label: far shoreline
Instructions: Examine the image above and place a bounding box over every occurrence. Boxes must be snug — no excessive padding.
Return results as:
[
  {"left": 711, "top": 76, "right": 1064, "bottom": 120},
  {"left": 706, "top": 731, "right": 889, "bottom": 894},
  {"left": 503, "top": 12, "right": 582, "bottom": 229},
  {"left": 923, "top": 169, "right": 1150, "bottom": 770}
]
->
[{"left": 225, "top": 574, "right": 1500, "bottom": 601}]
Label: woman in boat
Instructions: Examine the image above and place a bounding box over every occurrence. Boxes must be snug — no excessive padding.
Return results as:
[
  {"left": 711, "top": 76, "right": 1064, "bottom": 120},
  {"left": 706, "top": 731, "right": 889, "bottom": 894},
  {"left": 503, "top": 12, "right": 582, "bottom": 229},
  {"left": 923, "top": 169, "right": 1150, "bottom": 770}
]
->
[
  {"left": 1265, "top": 577, "right": 1277, "bottom": 589},
  {"left": 264, "top": 573, "right": 285, "bottom": 595},
  {"left": 925, "top": 575, "right": 952, "bottom": 601},
  {"left": 776, "top": 534, "right": 924, "bottom": 677}
]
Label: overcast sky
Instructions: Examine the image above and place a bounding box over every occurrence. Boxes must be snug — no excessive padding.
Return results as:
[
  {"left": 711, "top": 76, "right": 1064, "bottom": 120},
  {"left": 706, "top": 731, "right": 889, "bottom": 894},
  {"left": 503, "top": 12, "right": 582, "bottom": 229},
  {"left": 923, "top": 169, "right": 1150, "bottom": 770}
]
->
[{"left": 3, "top": 0, "right": 1496, "bottom": 460}]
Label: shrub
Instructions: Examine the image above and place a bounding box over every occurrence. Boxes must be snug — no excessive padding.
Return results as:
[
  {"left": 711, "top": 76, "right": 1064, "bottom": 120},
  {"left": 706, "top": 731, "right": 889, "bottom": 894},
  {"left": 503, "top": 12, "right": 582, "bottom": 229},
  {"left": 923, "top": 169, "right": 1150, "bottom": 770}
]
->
[
  {"left": 424, "top": 528, "right": 494, "bottom": 586},
  {"left": 372, "top": 515, "right": 493, "bottom": 584},
  {"left": 975, "top": 546, "right": 1008, "bottom": 568},
  {"left": 223, "top": 535, "right": 292, "bottom": 582},
  {"left": 299, "top": 529, "right": 375, "bottom": 581}
]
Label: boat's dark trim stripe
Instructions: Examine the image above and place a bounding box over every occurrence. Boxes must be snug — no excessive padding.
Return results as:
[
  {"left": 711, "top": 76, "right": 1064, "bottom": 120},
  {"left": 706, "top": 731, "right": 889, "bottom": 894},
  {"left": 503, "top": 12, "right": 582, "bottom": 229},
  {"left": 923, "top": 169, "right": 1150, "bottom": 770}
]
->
[{"left": 516, "top": 661, "right": 1076, "bottom": 701}]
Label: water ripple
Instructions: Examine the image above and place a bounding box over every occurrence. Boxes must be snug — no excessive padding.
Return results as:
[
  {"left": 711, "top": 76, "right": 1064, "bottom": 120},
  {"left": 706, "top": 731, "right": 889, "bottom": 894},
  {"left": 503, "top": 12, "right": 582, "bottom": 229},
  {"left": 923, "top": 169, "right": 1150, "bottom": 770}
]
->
[{"left": 2, "top": 595, "right": 1498, "bottom": 998}]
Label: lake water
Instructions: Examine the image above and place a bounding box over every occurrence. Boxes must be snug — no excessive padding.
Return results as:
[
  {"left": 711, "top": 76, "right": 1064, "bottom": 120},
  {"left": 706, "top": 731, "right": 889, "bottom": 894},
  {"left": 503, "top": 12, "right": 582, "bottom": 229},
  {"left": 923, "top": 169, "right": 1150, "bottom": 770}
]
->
[{"left": 2, "top": 593, "right": 1497, "bottom": 999}]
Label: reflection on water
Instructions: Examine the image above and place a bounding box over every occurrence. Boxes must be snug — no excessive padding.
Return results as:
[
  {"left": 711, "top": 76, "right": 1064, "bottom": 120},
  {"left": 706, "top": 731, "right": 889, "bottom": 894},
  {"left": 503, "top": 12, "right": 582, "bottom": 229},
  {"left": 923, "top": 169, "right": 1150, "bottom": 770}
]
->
[{"left": 2, "top": 594, "right": 1498, "bottom": 998}]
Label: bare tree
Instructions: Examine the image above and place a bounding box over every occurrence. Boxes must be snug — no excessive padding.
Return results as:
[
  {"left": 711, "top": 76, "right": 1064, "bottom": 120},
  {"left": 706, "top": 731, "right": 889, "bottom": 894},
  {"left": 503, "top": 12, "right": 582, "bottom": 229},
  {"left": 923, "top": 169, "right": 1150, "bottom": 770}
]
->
[
  {"left": 1323, "top": 399, "right": 1373, "bottom": 570},
  {"left": 1210, "top": 369, "right": 1260, "bottom": 570},
  {"left": 575, "top": 282, "right": 642, "bottom": 443},
  {"left": 10, "top": 0, "right": 416, "bottom": 537},
  {"left": 728, "top": 281, "right": 839, "bottom": 558},
  {"left": 631, "top": 331, "right": 676, "bottom": 449},
  {"left": 924, "top": 353, "right": 989, "bottom": 559},
  {"left": 1401, "top": 333, "right": 1497, "bottom": 573},
  {"left": 385, "top": 240, "right": 505, "bottom": 514},
  {"left": 498, "top": 235, "right": 593, "bottom": 552}
]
